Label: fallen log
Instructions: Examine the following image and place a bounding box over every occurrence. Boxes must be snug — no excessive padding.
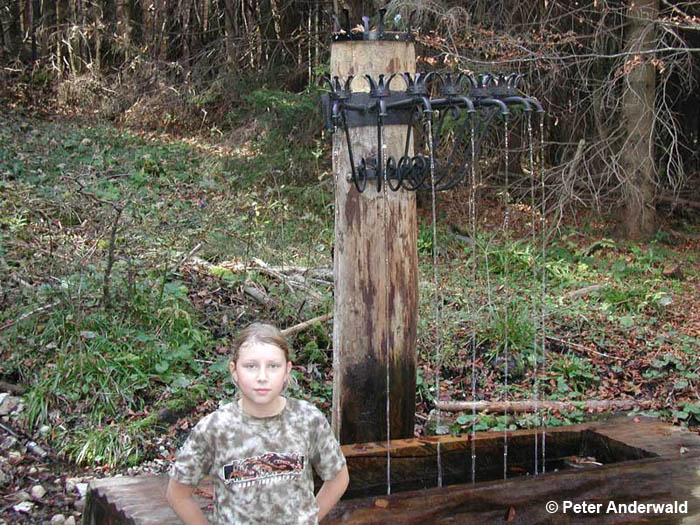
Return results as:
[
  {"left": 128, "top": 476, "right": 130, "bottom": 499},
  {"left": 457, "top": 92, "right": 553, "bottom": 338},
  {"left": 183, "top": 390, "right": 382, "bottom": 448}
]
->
[
  {"left": 243, "top": 285, "right": 274, "bottom": 307},
  {"left": 435, "top": 399, "right": 653, "bottom": 413},
  {"left": 658, "top": 194, "right": 700, "bottom": 209},
  {"left": 563, "top": 284, "right": 606, "bottom": 300},
  {"left": 281, "top": 313, "right": 333, "bottom": 337},
  {"left": 546, "top": 335, "right": 623, "bottom": 360},
  {"left": 0, "top": 301, "right": 60, "bottom": 333},
  {"left": 0, "top": 381, "right": 25, "bottom": 395}
]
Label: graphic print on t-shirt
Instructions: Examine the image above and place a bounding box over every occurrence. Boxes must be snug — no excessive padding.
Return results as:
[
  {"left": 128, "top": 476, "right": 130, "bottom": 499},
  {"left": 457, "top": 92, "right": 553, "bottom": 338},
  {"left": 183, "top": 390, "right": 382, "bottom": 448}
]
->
[{"left": 223, "top": 452, "right": 304, "bottom": 487}]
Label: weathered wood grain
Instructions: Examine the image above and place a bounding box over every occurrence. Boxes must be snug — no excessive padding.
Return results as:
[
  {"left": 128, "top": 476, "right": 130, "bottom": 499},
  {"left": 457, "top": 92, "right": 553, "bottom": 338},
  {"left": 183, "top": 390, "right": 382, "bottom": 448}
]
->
[
  {"left": 330, "top": 38, "right": 419, "bottom": 444},
  {"left": 84, "top": 418, "right": 700, "bottom": 524}
]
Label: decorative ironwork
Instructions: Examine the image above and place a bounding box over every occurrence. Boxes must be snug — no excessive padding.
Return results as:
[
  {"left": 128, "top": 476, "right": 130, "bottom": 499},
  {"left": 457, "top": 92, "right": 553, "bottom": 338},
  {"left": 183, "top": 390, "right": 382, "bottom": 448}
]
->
[{"left": 322, "top": 12, "right": 544, "bottom": 193}]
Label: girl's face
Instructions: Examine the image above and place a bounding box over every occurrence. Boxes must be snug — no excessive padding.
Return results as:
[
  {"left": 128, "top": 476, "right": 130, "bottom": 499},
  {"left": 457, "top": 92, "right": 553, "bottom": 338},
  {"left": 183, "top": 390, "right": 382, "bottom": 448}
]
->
[{"left": 229, "top": 341, "right": 292, "bottom": 417}]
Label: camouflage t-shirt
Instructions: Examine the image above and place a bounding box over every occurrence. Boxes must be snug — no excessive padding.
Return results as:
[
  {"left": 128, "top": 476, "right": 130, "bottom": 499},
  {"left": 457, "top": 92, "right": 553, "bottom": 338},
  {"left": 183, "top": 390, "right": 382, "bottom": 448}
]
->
[{"left": 169, "top": 397, "right": 346, "bottom": 525}]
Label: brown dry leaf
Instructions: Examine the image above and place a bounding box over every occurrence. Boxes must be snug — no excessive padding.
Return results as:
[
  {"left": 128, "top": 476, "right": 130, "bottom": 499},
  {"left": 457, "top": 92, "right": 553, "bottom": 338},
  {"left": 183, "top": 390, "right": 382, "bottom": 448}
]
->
[
  {"left": 374, "top": 498, "right": 389, "bottom": 508},
  {"left": 506, "top": 506, "right": 516, "bottom": 521}
]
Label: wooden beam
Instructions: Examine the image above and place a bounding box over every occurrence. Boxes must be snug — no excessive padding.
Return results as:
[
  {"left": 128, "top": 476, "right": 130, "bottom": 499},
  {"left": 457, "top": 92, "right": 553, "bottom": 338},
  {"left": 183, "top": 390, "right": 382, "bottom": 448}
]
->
[
  {"left": 435, "top": 399, "right": 653, "bottom": 413},
  {"left": 330, "top": 38, "right": 418, "bottom": 443},
  {"left": 83, "top": 418, "right": 700, "bottom": 524}
]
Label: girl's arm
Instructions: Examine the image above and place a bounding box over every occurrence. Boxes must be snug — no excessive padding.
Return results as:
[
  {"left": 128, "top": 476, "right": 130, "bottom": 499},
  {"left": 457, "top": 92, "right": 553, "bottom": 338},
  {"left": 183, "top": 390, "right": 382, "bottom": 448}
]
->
[
  {"left": 316, "top": 464, "right": 350, "bottom": 522},
  {"left": 166, "top": 478, "right": 210, "bottom": 525}
]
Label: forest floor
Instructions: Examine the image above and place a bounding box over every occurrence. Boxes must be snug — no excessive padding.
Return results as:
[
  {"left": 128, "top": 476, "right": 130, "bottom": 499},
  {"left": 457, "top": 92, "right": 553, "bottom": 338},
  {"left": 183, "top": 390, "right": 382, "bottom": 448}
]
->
[{"left": 1, "top": 86, "right": 699, "bottom": 524}]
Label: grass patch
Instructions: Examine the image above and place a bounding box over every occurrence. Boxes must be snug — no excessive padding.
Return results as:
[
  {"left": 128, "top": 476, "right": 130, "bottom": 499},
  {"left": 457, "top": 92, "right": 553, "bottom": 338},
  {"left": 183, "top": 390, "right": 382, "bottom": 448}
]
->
[{"left": 2, "top": 102, "right": 699, "bottom": 466}]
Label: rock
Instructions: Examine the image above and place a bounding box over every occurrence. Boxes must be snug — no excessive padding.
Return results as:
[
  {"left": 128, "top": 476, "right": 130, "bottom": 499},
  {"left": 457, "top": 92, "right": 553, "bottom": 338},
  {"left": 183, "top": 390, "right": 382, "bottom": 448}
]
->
[
  {"left": 16, "top": 490, "right": 31, "bottom": 502},
  {"left": 49, "top": 409, "right": 61, "bottom": 423},
  {"left": 64, "top": 516, "right": 76, "bottom": 525},
  {"left": 80, "top": 138, "right": 92, "bottom": 147},
  {"left": 65, "top": 477, "right": 79, "bottom": 493},
  {"left": 51, "top": 515, "right": 66, "bottom": 525},
  {"left": 662, "top": 263, "right": 683, "bottom": 280},
  {"left": 31, "top": 484, "right": 47, "bottom": 500},
  {"left": 75, "top": 482, "right": 89, "bottom": 497},
  {"left": 74, "top": 498, "right": 85, "bottom": 512},
  {"left": 8, "top": 450, "right": 23, "bottom": 465},
  {"left": 0, "top": 435, "right": 18, "bottom": 449},
  {"left": 12, "top": 501, "right": 34, "bottom": 514},
  {"left": 39, "top": 425, "right": 51, "bottom": 435},
  {"left": 0, "top": 395, "right": 21, "bottom": 415},
  {"left": 0, "top": 470, "right": 10, "bottom": 484}
]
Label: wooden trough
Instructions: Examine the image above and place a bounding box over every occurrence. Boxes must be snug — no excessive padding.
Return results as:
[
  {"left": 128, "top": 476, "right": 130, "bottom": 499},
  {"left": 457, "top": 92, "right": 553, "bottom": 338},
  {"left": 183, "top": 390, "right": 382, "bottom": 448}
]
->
[{"left": 84, "top": 417, "right": 700, "bottom": 524}]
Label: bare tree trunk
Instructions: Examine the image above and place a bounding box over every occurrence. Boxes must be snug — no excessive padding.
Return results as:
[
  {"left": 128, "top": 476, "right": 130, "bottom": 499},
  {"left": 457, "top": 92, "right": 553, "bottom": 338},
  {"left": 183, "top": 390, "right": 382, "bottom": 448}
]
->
[
  {"left": 152, "top": 0, "right": 163, "bottom": 59},
  {"left": 251, "top": 0, "right": 263, "bottom": 69},
  {"left": 0, "top": 16, "right": 5, "bottom": 58},
  {"left": 620, "top": 0, "right": 658, "bottom": 238},
  {"left": 342, "top": 1, "right": 380, "bottom": 25},
  {"left": 31, "top": 0, "right": 41, "bottom": 61},
  {"left": 165, "top": 0, "right": 181, "bottom": 61},
  {"left": 8, "top": 0, "right": 22, "bottom": 59},
  {"left": 23, "top": 0, "right": 32, "bottom": 60},
  {"left": 56, "top": 0, "right": 68, "bottom": 75},
  {"left": 42, "top": 0, "right": 56, "bottom": 66},
  {"left": 182, "top": 0, "right": 192, "bottom": 72},
  {"left": 126, "top": 0, "right": 143, "bottom": 49}
]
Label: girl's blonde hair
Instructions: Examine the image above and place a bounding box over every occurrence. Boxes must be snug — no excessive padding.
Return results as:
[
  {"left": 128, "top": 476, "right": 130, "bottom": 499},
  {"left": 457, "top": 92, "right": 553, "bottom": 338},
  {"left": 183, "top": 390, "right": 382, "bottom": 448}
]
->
[{"left": 230, "top": 322, "right": 290, "bottom": 364}]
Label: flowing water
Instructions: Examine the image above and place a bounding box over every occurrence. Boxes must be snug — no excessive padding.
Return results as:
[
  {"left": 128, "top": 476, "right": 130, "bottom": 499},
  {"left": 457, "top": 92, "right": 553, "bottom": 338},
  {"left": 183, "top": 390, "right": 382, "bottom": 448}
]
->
[
  {"left": 502, "top": 118, "right": 510, "bottom": 480},
  {"left": 470, "top": 118, "right": 478, "bottom": 485}
]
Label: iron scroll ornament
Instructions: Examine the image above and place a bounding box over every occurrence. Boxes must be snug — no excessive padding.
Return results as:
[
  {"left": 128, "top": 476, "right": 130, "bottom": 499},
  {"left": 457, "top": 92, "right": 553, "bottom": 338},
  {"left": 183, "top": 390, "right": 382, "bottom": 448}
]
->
[{"left": 321, "top": 72, "right": 544, "bottom": 193}]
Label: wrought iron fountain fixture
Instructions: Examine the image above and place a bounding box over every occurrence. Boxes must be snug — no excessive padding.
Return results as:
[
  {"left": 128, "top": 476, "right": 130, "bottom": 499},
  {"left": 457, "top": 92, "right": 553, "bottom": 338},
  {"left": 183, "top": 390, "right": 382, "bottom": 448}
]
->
[{"left": 322, "top": 9, "right": 544, "bottom": 193}]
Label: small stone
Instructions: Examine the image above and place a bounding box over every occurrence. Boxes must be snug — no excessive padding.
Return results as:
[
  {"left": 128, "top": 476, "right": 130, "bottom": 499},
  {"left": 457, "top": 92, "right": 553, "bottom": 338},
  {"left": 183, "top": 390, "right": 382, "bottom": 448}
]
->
[
  {"left": 12, "top": 501, "right": 34, "bottom": 514},
  {"left": 64, "top": 517, "right": 76, "bottom": 525},
  {"left": 65, "top": 477, "right": 78, "bottom": 492},
  {"left": 51, "top": 515, "right": 66, "bottom": 525},
  {"left": 75, "top": 482, "right": 89, "bottom": 498},
  {"left": 39, "top": 425, "right": 51, "bottom": 435},
  {"left": 0, "top": 395, "right": 21, "bottom": 415},
  {"left": 31, "top": 485, "right": 47, "bottom": 500},
  {"left": 0, "top": 435, "right": 18, "bottom": 449},
  {"left": 662, "top": 263, "right": 683, "bottom": 280},
  {"left": 8, "top": 450, "right": 23, "bottom": 465},
  {"left": 16, "top": 491, "right": 31, "bottom": 502},
  {"left": 28, "top": 466, "right": 38, "bottom": 475},
  {"left": 79, "top": 138, "right": 92, "bottom": 147}
]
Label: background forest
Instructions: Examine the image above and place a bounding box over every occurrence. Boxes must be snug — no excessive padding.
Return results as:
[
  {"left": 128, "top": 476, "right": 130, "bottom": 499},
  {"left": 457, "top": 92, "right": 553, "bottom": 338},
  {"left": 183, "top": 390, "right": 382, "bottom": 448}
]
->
[{"left": 1, "top": 0, "right": 699, "bottom": 523}]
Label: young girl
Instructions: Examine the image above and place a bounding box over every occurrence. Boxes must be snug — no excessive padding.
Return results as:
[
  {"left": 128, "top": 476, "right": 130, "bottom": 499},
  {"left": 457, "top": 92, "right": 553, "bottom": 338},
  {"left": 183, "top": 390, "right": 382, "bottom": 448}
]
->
[{"left": 167, "top": 322, "right": 349, "bottom": 524}]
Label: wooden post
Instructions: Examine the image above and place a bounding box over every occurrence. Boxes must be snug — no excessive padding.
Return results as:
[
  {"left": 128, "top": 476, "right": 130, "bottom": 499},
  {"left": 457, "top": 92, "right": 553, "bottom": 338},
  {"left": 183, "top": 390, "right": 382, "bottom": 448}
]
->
[{"left": 331, "top": 37, "right": 418, "bottom": 444}]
